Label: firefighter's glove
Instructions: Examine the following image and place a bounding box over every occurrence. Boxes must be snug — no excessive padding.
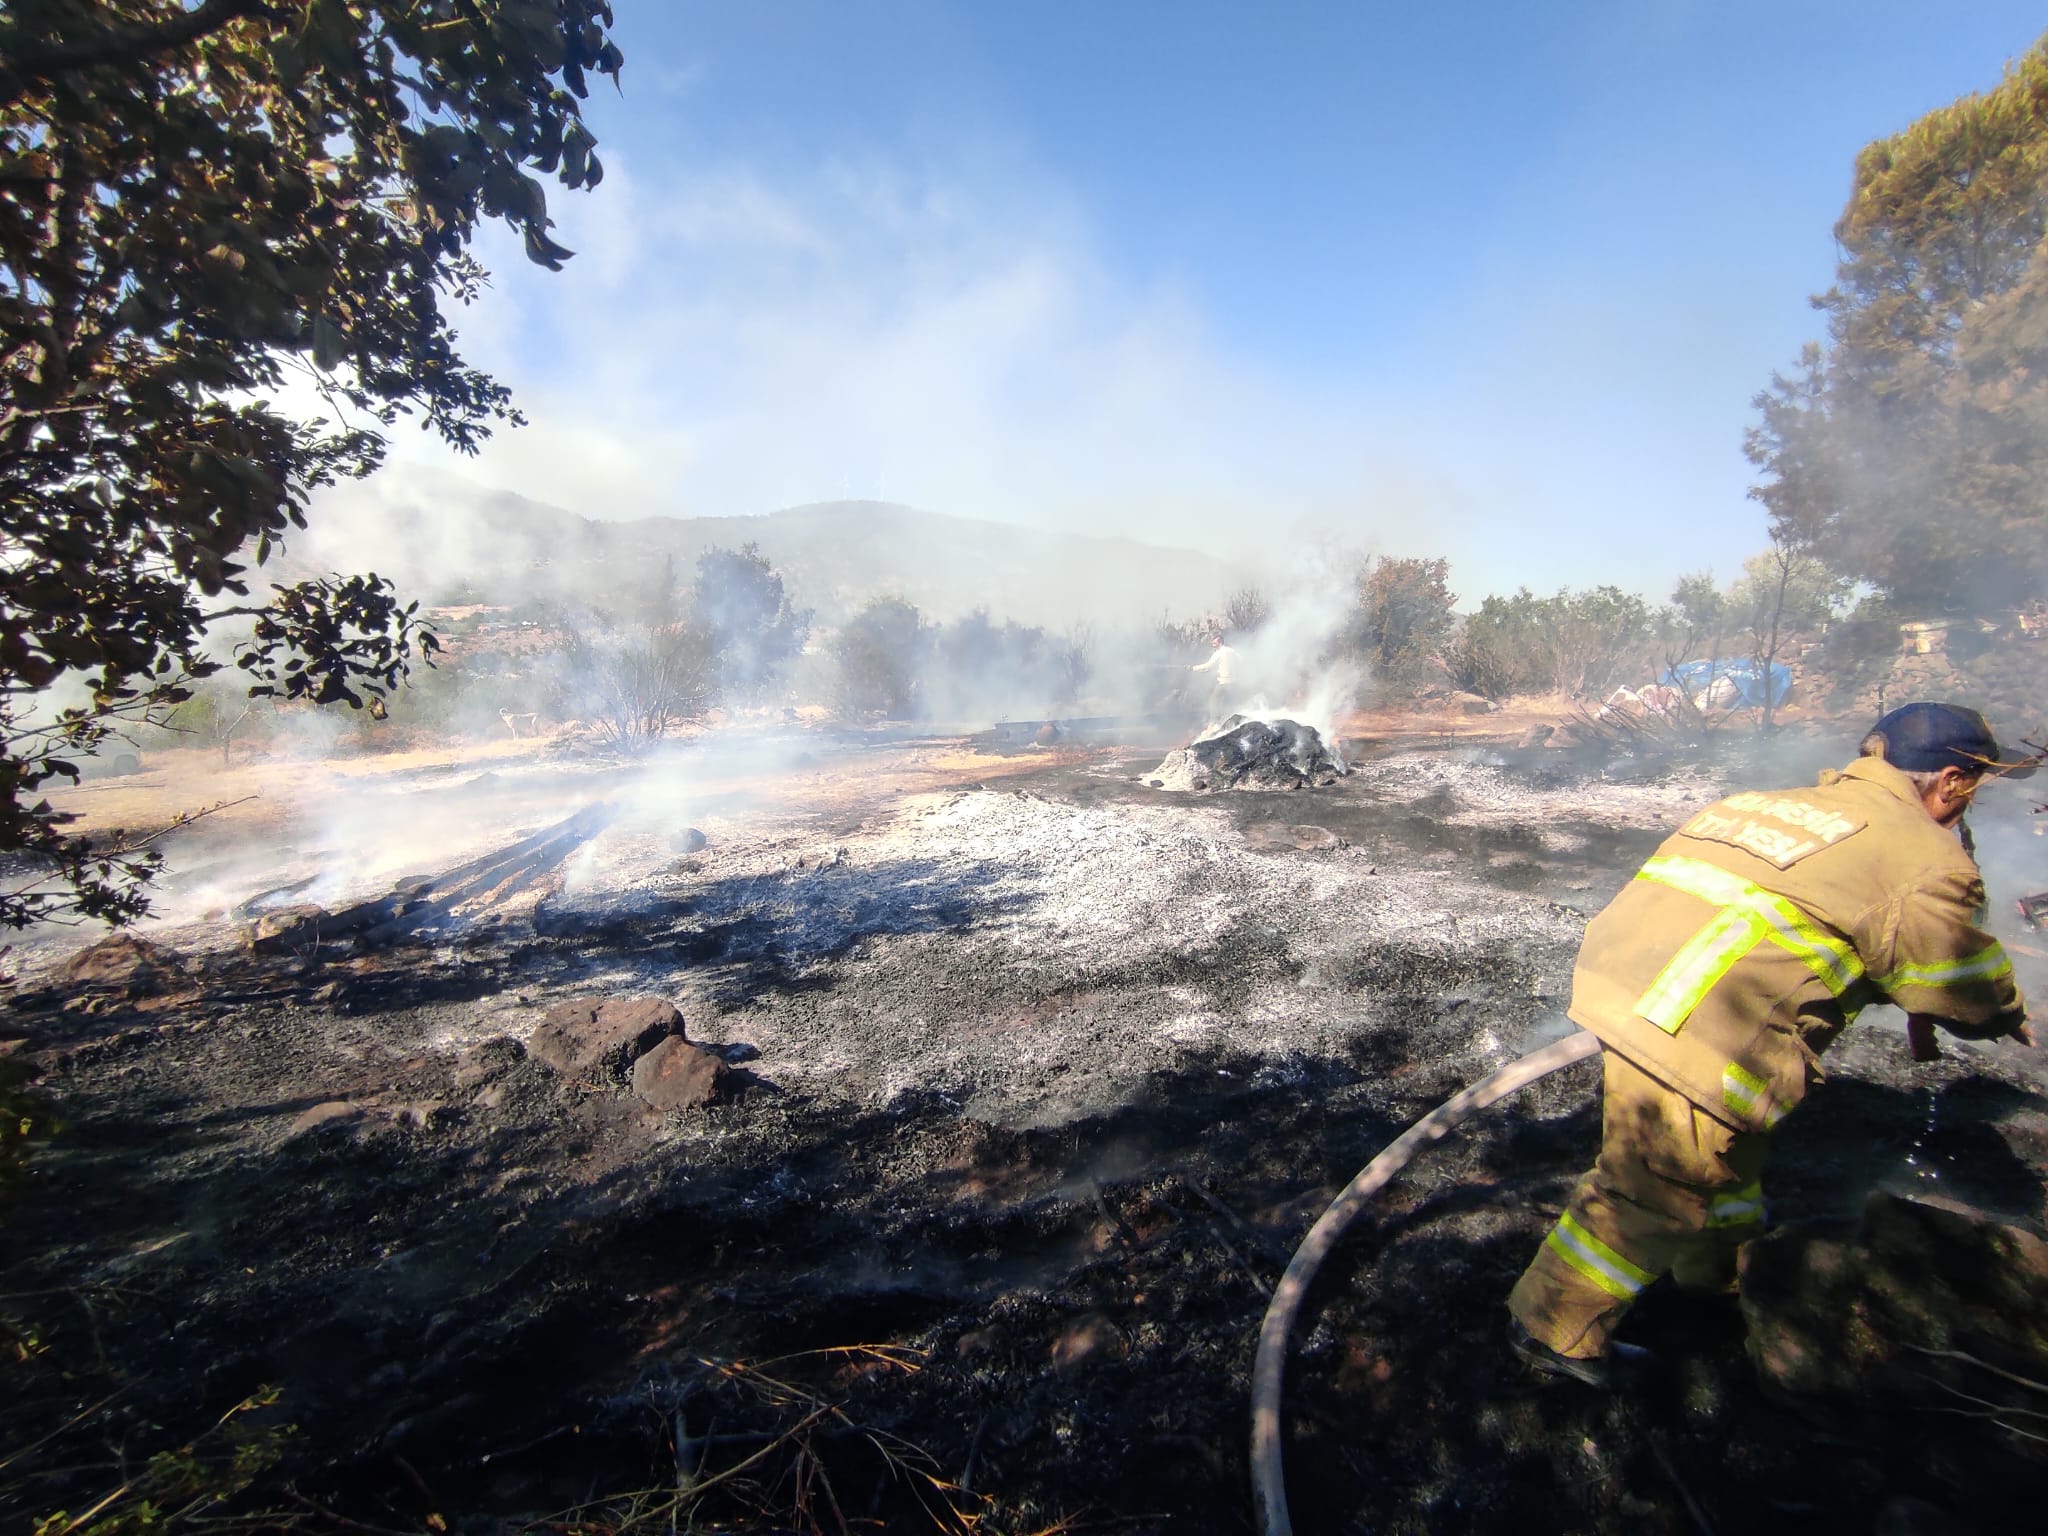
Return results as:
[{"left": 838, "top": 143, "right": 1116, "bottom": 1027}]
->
[{"left": 1905, "top": 1014, "right": 1943, "bottom": 1062}]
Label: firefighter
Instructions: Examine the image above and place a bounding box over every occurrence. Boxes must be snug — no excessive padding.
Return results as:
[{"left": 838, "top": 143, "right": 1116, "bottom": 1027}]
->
[{"left": 1507, "top": 702, "right": 2037, "bottom": 1387}]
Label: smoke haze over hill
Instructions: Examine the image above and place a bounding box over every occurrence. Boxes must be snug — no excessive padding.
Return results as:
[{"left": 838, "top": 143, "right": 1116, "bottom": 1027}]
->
[{"left": 295, "top": 467, "right": 1241, "bottom": 629}]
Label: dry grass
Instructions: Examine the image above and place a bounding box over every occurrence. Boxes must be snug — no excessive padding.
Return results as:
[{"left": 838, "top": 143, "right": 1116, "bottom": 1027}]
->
[{"left": 520, "top": 1346, "right": 987, "bottom": 1536}]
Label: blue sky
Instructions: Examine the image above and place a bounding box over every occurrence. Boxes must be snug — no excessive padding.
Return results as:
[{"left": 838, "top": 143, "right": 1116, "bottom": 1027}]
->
[{"left": 368, "top": 1, "right": 2048, "bottom": 608}]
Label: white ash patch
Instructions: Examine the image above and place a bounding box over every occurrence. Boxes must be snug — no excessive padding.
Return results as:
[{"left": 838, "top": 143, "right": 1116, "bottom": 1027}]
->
[
  {"left": 651, "top": 786, "right": 1587, "bottom": 1123},
  {"left": 1345, "top": 750, "right": 1719, "bottom": 837}
]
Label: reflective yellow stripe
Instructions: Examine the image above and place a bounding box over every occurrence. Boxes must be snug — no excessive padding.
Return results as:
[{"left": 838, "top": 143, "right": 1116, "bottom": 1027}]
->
[
  {"left": 1544, "top": 1211, "right": 1653, "bottom": 1300},
  {"left": 1639, "top": 856, "right": 1863, "bottom": 990},
  {"left": 1751, "top": 899, "right": 1863, "bottom": 994},
  {"left": 1638, "top": 855, "right": 1756, "bottom": 906},
  {"left": 1721, "top": 1063, "right": 1788, "bottom": 1127},
  {"left": 1875, "top": 944, "right": 2012, "bottom": 994},
  {"left": 1632, "top": 856, "right": 1864, "bottom": 1031},
  {"left": 1707, "top": 1180, "right": 1766, "bottom": 1228},
  {"left": 1637, "top": 909, "right": 1766, "bottom": 1033}
]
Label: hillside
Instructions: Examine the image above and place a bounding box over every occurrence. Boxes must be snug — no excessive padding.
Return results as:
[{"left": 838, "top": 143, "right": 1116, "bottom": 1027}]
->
[{"left": 290, "top": 467, "right": 1239, "bottom": 629}]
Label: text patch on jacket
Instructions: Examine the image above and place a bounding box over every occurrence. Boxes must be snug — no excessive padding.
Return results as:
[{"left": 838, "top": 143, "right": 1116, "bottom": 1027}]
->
[{"left": 1677, "top": 793, "right": 1867, "bottom": 869}]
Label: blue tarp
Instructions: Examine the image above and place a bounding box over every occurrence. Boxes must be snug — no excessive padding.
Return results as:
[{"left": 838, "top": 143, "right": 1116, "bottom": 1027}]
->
[{"left": 1660, "top": 658, "right": 1793, "bottom": 707}]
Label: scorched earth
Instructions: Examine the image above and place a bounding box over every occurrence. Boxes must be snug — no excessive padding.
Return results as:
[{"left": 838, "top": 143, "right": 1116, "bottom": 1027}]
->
[{"left": 4, "top": 723, "right": 2045, "bottom": 1534}]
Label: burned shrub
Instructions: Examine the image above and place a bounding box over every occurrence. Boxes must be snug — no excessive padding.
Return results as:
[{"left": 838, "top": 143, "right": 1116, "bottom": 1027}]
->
[{"left": 552, "top": 619, "right": 718, "bottom": 750}]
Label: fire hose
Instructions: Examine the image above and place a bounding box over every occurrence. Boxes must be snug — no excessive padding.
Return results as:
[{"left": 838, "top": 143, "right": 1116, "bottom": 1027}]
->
[{"left": 1249, "top": 1028, "right": 1603, "bottom": 1536}]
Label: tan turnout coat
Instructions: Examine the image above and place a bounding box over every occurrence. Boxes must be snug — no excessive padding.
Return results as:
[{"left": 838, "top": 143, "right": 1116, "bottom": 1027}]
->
[{"left": 1569, "top": 756, "right": 2025, "bottom": 1131}]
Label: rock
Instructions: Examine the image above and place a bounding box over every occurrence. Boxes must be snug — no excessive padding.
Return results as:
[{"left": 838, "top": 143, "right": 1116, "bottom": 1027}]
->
[
  {"left": 669, "top": 827, "right": 709, "bottom": 854},
  {"left": 247, "top": 904, "right": 330, "bottom": 956},
  {"left": 529, "top": 996, "right": 683, "bottom": 1083},
  {"left": 109, "top": 752, "right": 142, "bottom": 777},
  {"left": 630, "top": 1035, "right": 732, "bottom": 1110},
  {"left": 454, "top": 1036, "right": 527, "bottom": 1091},
  {"left": 1516, "top": 724, "right": 1556, "bottom": 749},
  {"left": 1742, "top": 1191, "right": 2048, "bottom": 1420},
  {"left": 1289, "top": 825, "right": 1340, "bottom": 851},
  {"left": 285, "top": 1101, "right": 362, "bottom": 1139},
  {"left": 956, "top": 1324, "right": 1009, "bottom": 1360},
  {"left": 1049, "top": 1312, "right": 1127, "bottom": 1374},
  {"left": 1449, "top": 691, "right": 1497, "bottom": 715},
  {"left": 393, "top": 1100, "right": 457, "bottom": 1132},
  {"left": 63, "top": 933, "right": 180, "bottom": 992}
]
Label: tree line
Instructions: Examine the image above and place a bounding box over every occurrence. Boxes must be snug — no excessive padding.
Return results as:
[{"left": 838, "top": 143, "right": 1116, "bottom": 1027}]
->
[{"left": 7, "top": 12, "right": 2048, "bottom": 928}]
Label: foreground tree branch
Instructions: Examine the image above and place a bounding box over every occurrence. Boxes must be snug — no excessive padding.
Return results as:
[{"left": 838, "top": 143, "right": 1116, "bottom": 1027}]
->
[
  {"left": 0, "top": 1, "right": 627, "bottom": 925},
  {"left": 0, "top": 2, "right": 275, "bottom": 107}
]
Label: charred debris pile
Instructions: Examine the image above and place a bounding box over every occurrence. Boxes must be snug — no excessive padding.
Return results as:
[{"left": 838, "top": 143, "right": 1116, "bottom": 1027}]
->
[{"left": 1145, "top": 715, "right": 1349, "bottom": 792}]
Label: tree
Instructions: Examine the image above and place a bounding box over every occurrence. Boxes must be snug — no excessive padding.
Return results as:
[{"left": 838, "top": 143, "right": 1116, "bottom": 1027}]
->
[
  {"left": 1747, "top": 36, "right": 2048, "bottom": 612},
  {"left": 690, "top": 543, "right": 809, "bottom": 706},
  {"left": 1055, "top": 623, "right": 1093, "bottom": 707},
  {"left": 1448, "top": 586, "right": 1651, "bottom": 700},
  {"left": 1448, "top": 594, "right": 1539, "bottom": 701},
  {"left": 163, "top": 677, "right": 259, "bottom": 767},
  {"left": 1223, "top": 584, "right": 1272, "bottom": 637},
  {"left": 1354, "top": 555, "right": 1456, "bottom": 688},
  {"left": 1535, "top": 586, "right": 1651, "bottom": 699},
  {"left": 1729, "top": 536, "right": 1847, "bottom": 729},
  {"left": 1661, "top": 570, "right": 1729, "bottom": 671},
  {"left": 0, "top": 1, "right": 623, "bottom": 924},
  {"left": 830, "top": 597, "right": 928, "bottom": 718}
]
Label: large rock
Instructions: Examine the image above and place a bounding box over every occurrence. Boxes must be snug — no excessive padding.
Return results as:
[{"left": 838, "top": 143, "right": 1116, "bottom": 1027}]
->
[
  {"left": 630, "top": 1036, "right": 733, "bottom": 1110},
  {"left": 247, "top": 903, "right": 331, "bottom": 956},
  {"left": 63, "top": 933, "right": 180, "bottom": 992},
  {"left": 528, "top": 996, "right": 683, "bottom": 1083},
  {"left": 1742, "top": 1191, "right": 2048, "bottom": 1443}
]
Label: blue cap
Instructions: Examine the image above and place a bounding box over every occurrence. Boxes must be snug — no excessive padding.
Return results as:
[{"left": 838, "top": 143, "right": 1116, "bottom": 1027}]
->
[{"left": 1869, "top": 702, "right": 2034, "bottom": 779}]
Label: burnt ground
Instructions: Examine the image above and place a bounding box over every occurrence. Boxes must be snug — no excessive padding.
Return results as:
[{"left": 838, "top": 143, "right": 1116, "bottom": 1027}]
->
[{"left": 4, "top": 730, "right": 2048, "bottom": 1534}]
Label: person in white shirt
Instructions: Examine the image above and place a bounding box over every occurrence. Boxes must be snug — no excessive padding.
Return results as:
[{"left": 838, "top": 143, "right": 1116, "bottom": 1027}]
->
[{"left": 1190, "top": 633, "right": 1237, "bottom": 721}]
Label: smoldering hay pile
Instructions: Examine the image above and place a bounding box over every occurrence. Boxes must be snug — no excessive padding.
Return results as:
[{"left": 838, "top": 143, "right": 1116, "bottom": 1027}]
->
[{"left": 1144, "top": 714, "right": 1347, "bottom": 792}]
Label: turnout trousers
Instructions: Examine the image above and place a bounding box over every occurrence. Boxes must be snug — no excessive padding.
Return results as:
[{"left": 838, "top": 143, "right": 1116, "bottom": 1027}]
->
[{"left": 1507, "top": 1049, "right": 1770, "bottom": 1359}]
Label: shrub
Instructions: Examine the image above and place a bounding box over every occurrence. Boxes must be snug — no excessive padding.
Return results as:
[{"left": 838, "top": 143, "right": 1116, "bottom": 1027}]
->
[{"left": 830, "top": 598, "right": 930, "bottom": 718}]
